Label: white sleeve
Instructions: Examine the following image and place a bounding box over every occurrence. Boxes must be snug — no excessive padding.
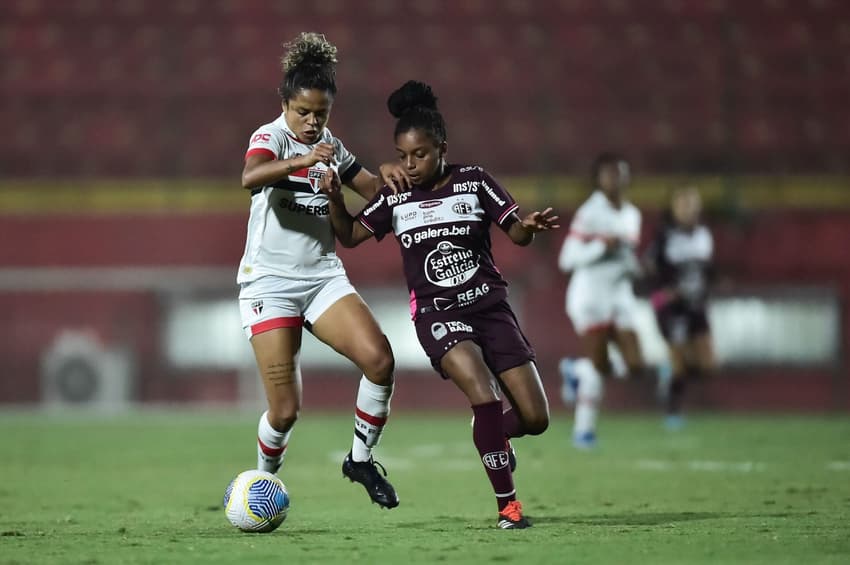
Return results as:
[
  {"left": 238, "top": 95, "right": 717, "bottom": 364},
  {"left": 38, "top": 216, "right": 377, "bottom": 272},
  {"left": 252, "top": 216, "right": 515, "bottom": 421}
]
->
[
  {"left": 558, "top": 207, "right": 607, "bottom": 272},
  {"left": 331, "top": 133, "right": 357, "bottom": 177},
  {"left": 558, "top": 235, "right": 608, "bottom": 272},
  {"left": 245, "top": 125, "right": 284, "bottom": 161},
  {"left": 628, "top": 207, "right": 642, "bottom": 246}
]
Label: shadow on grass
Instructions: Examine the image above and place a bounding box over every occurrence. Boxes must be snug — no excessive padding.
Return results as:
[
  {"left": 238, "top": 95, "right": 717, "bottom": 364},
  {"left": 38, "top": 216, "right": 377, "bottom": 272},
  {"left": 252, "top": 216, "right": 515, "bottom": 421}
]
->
[{"left": 534, "top": 511, "right": 727, "bottom": 526}]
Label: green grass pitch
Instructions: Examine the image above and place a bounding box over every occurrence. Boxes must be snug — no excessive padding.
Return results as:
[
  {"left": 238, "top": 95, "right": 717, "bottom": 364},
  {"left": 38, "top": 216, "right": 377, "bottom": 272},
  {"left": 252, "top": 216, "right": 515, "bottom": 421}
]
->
[{"left": 1, "top": 411, "right": 849, "bottom": 564}]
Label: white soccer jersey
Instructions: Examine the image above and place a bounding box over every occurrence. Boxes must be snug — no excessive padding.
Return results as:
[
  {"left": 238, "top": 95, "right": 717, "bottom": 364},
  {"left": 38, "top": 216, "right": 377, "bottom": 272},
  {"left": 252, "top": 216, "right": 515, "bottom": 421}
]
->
[
  {"left": 558, "top": 190, "right": 642, "bottom": 331},
  {"left": 237, "top": 114, "right": 360, "bottom": 283}
]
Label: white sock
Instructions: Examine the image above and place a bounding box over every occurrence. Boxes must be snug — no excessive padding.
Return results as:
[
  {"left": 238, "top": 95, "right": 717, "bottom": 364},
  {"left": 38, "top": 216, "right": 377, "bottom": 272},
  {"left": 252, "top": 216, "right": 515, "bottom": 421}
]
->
[
  {"left": 352, "top": 376, "right": 393, "bottom": 462},
  {"left": 573, "top": 359, "right": 603, "bottom": 436},
  {"left": 257, "top": 410, "right": 292, "bottom": 473}
]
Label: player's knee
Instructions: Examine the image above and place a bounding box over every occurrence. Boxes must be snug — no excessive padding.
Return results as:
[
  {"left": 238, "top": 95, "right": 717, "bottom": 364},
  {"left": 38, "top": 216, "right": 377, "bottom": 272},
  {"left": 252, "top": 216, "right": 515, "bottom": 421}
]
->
[
  {"left": 266, "top": 408, "right": 298, "bottom": 433},
  {"left": 360, "top": 338, "right": 395, "bottom": 384},
  {"left": 524, "top": 412, "right": 550, "bottom": 435}
]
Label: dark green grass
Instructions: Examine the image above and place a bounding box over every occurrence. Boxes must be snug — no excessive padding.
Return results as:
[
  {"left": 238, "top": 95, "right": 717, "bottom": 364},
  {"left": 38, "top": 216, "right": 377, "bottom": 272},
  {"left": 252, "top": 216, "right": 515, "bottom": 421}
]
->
[{"left": 1, "top": 410, "right": 849, "bottom": 564}]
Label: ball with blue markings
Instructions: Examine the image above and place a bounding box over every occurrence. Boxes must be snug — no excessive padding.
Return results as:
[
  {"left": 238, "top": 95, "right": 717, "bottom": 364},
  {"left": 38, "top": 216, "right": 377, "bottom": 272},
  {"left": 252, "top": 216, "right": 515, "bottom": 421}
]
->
[{"left": 223, "top": 470, "right": 290, "bottom": 533}]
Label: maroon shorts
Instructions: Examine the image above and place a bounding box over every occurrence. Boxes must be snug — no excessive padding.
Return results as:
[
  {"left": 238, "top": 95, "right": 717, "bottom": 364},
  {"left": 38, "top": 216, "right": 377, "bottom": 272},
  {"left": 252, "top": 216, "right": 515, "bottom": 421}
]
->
[
  {"left": 414, "top": 299, "right": 536, "bottom": 379},
  {"left": 656, "top": 303, "right": 710, "bottom": 345}
]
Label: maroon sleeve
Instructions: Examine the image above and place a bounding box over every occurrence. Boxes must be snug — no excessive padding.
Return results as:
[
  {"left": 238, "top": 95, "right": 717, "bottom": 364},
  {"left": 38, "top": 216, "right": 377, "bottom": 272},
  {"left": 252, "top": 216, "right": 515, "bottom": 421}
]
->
[
  {"left": 355, "top": 186, "right": 394, "bottom": 241},
  {"left": 477, "top": 169, "right": 519, "bottom": 230}
]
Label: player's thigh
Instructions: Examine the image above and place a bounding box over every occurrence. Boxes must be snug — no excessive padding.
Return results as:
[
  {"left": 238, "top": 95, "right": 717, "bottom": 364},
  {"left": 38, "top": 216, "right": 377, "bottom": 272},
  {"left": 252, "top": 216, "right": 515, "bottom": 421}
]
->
[
  {"left": 250, "top": 327, "right": 303, "bottom": 415},
  {"left": 690, "top": 332, "right": 716, "bottom": 374},
  {"left": 667, "top": 342, "right": 688, "bottom": 377},
  {"left": 613, "top": 327, "right": 644, "bottom": 370},
  {"left": 440, "top": 341, "right": 500, "bottom": 405},
  {"left": 579, "top": 329, "right": 612, "bottom": 375},
  {"left": 310, "top": 292, "right": 394, "bottom": 379},
  {"left": 498, "top": 362, "right": 549, "bottom": 433}
]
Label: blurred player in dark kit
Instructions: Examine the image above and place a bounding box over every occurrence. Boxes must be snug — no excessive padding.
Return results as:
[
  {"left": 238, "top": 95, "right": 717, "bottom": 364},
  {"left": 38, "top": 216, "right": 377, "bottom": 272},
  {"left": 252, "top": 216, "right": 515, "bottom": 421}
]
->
[{"left": 644, "top": 186, "right": 716, "bottom": 427}]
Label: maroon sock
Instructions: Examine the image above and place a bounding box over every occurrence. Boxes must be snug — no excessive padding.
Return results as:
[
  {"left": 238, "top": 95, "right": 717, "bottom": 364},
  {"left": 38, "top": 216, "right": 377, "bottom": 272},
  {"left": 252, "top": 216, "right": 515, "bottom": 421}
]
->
[
  {"left": 502, "top": 406, "right": 525, "bottom": 439},
  {"left": 472, "top": 401, "right": 516, "bottom": 511}
]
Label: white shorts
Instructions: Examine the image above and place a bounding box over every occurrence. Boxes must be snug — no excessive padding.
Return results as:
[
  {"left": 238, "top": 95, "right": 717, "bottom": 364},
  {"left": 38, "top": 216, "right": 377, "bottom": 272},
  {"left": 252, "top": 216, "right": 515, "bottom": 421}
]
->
[
  {"left": 239, "top": 274, "right": 357, "bottom": 338},
  {"left": 566, "top": 278, "right": 637, "bottom": 335}
]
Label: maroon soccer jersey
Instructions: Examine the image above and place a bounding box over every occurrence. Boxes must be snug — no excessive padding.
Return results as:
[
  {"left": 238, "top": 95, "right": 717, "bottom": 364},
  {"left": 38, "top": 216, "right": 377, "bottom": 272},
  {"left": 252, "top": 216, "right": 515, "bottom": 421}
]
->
[{"left": 356, "top": 164, "right": 519, "bottom": 319}]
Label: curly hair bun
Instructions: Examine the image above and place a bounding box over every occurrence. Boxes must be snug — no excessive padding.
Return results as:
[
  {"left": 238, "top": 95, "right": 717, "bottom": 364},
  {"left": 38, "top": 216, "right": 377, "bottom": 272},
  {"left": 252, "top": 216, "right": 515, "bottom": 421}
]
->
[
  {"left": 281, "top": 32, "right": 338, "bottom": 73},
  {"left": 387, "top": 81, "right": 438, "bottom": 118}
]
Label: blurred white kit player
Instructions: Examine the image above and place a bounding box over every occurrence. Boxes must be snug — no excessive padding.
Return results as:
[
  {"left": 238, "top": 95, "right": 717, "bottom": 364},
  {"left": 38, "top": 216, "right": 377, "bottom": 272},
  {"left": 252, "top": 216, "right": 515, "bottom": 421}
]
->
[{"left": 558, "top": 174, "right": 642, "bottom": 448}]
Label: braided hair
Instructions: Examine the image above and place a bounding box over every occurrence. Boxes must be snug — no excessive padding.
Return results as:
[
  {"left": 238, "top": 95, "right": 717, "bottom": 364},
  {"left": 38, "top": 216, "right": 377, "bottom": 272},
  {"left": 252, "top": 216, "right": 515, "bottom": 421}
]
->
[
  {"left": 278, "top": 32, "right": 338, "bottom": 101},
  {"left": 387, "top": 81, "right": 447, "bottom": 145}
]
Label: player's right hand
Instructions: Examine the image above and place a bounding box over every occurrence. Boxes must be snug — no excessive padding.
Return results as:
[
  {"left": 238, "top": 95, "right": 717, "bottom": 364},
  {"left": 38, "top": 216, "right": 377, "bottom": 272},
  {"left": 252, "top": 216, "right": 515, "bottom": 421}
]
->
[
  {"left": 319, "top": 168, "right": 343, "bottom": 202},
  {"left": 603, "top": 237, "right": 621, "bottom": 254},
  {"left": 378, "top": 161, "right": 413, "bottom": 193},
  {"left": 303, "top": 143, "right": 336, "bottom": 167}
]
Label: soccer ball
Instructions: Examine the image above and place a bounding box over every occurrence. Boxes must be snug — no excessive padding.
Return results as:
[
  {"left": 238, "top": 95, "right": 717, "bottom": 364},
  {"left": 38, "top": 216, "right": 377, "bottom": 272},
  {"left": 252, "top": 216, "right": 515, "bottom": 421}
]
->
[{"left": 223, "top": 470, "right": 290, "bottom": 533}]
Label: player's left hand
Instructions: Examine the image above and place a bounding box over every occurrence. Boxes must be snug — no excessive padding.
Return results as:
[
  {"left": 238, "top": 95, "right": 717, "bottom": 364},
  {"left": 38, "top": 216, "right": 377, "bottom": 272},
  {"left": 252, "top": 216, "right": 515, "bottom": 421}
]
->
[
  {"left": 378, "top": 162, "right": 413, "bottom": 193},
  {"left": 520, "top": 207, "right": 560, "bottom": 232}
]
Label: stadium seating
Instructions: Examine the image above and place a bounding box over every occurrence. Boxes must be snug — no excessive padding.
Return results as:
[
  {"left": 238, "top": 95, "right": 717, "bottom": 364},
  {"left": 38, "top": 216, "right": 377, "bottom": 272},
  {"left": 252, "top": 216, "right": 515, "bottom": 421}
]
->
[{"left": 1, "top": 0, "right": 848, "bottom": 175}]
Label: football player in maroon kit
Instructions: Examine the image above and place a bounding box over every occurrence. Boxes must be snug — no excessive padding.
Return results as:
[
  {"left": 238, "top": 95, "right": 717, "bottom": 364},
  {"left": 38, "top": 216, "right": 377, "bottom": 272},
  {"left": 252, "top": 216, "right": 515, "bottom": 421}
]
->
[{"left": 319, "top": 81, "right": 559, "bottom": 529}]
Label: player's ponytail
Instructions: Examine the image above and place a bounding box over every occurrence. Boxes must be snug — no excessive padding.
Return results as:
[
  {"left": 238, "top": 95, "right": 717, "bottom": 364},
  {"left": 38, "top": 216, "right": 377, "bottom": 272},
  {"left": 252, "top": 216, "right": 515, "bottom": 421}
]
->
[
  {"left": 278, "top": 32, "right": 338, "bottom": 100},
  {"left": 387, "top": 81, "right": 447, "bottom": 145}
]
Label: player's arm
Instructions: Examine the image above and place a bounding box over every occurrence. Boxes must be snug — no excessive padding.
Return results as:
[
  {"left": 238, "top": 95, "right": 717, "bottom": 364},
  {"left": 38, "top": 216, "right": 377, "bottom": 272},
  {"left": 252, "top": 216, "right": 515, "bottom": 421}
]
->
[
  {"left": 557, "top": 210, "right": 618, "bottom": 272},
  {"left": 241, "top": 143, "right": 334, "bottom": 190},
  {"left": 344, "top": 163, "right": 413, "bottom": 199},
  {"left": 320, "top": 169, "right": 374, "bottom": 248},
  {"left": 506, "top": 208, "right": 560, "bottom": 246}
]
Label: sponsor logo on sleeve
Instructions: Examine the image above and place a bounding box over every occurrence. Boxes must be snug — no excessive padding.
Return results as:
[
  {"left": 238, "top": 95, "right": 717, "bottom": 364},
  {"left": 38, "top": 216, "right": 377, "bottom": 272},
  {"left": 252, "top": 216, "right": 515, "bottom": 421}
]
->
[
  {"left": 362, "top": 194, "right": 386, "bottom": 217},
  {"left": 481, "top": 179, "right": 506, "bottom": 206},
  {"left": 251, "top": 133, "right": 272, "bottom": 144}
]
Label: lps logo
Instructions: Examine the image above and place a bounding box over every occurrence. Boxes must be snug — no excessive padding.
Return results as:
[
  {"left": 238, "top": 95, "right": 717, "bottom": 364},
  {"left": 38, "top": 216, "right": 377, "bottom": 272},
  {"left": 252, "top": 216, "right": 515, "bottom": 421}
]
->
[
  {"left": 482, "top": 451, "right": 509, "bottom": 470},
  {"left": 431, "top": 322, "right": 448, "bottom": 340}
]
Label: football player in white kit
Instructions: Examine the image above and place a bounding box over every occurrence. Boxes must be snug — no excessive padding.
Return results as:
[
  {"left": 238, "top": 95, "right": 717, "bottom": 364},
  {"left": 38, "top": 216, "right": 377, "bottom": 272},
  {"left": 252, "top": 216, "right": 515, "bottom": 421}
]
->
[
  {"left": 557, "top": 153, "right": 645, "bottom": 448},
  {"left": 238, "top": 33, "right": 409, "bottom": 509}
]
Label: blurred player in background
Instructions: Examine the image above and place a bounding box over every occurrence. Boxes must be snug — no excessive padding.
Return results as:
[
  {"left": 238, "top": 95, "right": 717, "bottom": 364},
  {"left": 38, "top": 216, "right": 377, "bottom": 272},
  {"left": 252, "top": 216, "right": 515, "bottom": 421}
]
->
[
  {"left": 320, "top": 81, "right": 557, "bottom": 529},
  {"left": 238, "top": 33, "right": 408, "bottom": 509},
  {"left": 644, "top": 186, "right": 716, "bottom": 427},
  {"left": 557, "top": 153, "right": 645, "bottom": 448}
]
